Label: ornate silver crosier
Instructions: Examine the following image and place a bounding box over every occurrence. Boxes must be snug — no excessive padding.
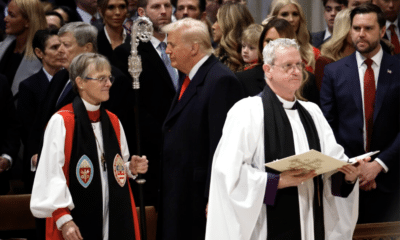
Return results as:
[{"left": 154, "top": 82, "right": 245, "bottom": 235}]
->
[
  {"left": 128, "top": 16, "right": 153, "bottom": 90},
  {"left": 128, "top": 16, "right": 153, "bottom": 240}
]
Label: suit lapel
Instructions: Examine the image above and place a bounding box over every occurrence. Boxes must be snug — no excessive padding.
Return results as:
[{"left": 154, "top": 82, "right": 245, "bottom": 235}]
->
[
  {"left": 164, "top": 55, "right": 216, "bottom": 124},
  {"left": 346, "top": 53, "right": 363, "bottom": 114},
  {"left": 374, "top": 52, "right": 394, "bottom": 121},
  {"left": 139, "top": 41, "right": 176, "bottom": 93}
]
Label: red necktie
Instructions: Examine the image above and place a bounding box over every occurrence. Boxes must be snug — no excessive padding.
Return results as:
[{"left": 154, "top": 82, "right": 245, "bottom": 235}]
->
[
  {"left": 179, "top": 76, "right": 190, "bottom": 100},
  {"left": 364, "top": 58, "right": 375, "bottom": 152},
  {"left": 389, "top": 24, "right": 400, "bottom": 55}
]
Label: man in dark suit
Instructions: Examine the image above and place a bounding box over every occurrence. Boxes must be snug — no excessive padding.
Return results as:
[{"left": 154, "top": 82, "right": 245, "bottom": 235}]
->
[
  {"left": 311, "top": 0, "right": 345, "bottom": 48},
  {"left": 112, "top": 0, "right": 179, "bottom": 207},
  {"left": 372, "top": 0, "right": 400, "bottom": 54},
  {"left": 75, "top": 0, "right": 103, "bottom": 29},
  {"left": 17, "top": 29, "right": 66, "bottom": 192},
  {"left": 321, "top": 3, "right": 400, "bottom": 223},
  {"left": 0, "top": 75, "right": 19, "bottom": 195},
  {"left": 159, "top": 18, "right": 244, "bottom": 240}
]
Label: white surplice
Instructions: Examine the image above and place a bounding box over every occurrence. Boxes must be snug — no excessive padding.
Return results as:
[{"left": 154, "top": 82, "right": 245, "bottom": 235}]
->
[
  {"left": 205, "top": 96, "right": 359, "bottom": 240},
  {"left": 30, "top": 100, "right": 134, "bottom": 240}
]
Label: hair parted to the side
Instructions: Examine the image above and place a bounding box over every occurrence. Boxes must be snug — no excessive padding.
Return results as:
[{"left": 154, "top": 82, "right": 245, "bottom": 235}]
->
[
  {"left": 32, "top": 28, "right": 59, "bottom": 61},
  {"left": 350, "top": 2, "right": 386, "bottom": 28},
  {"left": 215, "top": 2, "right": 254, "bottom": 72},
  {"left": 69, "top": 53, "right": 111, "bottom": 93},
  {"left": 162, "top": 18, "right": 213, "bottom": 55},
  {"left": 263, "top": 38, "right": 308, "bottom": 101},
  {"left": 321, "top": 8, "right": 351, "bottom": 61},
  {"left": 268, "top": 0, "right": 316, "bottom": 71},
  {"left": 58, "top": 22, "right": 98, "bottom": 53},
  {"left": 13, "top": 0, "right": 48, "bottom": 59}
]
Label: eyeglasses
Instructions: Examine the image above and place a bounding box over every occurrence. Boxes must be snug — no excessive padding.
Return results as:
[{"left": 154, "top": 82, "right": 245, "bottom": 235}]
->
[
  {"left": 273, "top": 62, "right": 305, "bottom": 73},
  {"left": 85, "top": 75, "right": 115, "bottom": 84}
]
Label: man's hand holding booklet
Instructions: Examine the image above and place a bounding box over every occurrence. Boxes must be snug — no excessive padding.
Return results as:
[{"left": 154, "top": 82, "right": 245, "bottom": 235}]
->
[{"left": 265, "top": 150, "right": 379, "bottom": 176}]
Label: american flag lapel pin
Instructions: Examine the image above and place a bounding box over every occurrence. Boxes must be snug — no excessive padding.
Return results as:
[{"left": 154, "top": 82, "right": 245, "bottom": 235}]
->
[{"left": 387, "top": 69, "right": 392, "bottom": 74}]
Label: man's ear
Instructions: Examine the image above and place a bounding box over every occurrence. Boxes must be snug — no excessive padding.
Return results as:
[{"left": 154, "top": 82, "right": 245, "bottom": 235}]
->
[
  {"left": 83, "top": 42, "right": 94, "bottom": 53},
  {"left": 200, "top": 12, "right": 207, "bottom": 22},
  {"left": 138, "top": 7, "right": 146, "bottom": 17},
  {"left": 380, "top": 26, "right": 386, "bottom": 39},
  {"left": 263, "top": 63, "right": 272, "bottom": 80},
  {"left": 191, "top": 42, "right": 200, "bottom": 56}
]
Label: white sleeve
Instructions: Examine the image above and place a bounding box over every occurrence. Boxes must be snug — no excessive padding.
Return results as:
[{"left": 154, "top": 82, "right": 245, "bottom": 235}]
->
[
  {"left": 30, "top": 114, "right": 75, "bottom": 219},
  {"left": 206, "top": 98, "right": 268, "bottom": 240},
  {"left": 303, "top": 102, "right": 359, "bottom": 240},
  {"left": 119, "top": 120, "right": 136, "bottom": 179}
]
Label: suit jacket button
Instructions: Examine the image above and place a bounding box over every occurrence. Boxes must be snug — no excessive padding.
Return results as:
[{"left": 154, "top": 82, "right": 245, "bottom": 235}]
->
[{"left": 168, "top": 129, "right": 171, "bottom": 132}]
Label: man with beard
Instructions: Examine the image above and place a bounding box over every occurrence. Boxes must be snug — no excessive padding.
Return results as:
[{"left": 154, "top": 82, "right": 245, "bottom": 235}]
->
[
  {"left": 321, "top": 3, "right": 400, "bottom": 223},
  {"left": 372, "top": 0, "right": 400, "bottom": 54},
  {"left": 112, "top": 0, "right": 181, "bottom": 207}
]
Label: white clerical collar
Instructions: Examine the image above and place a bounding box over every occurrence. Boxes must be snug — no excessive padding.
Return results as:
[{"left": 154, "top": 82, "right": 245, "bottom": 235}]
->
[
  {"left": 355, "top": 47, "right": 383, "bottom": 69},
  {"left": 103, "top": 26, "right": 127, "bottom": 45},
  {"left": 42, "top": 67, "right": 53, "bottom": 82},
  {"left": 188, "top": 54, "right": 211, "bottom": 80},
  {"left": 276, "top": 94, "right": 297, "bottom": 110},
  {"left": 82, "top": 98, "right": 100, "bottom": 111}
]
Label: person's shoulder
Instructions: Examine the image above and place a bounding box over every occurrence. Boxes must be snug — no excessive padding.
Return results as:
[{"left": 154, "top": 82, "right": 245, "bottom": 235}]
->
[
  {"left": 298, "top": 100, "right": 323, "bottom": 116},
  {"left": 324, "top": 53, "right": 354, "bottom": 71},
  {"left": 229, "top": 96, "right": 262, "bottom": 115},
  {"left": 236, "top": 64, "right": 263, "bottom": 79},
  {"left": 311, "top": 30, "right": 325, "bottom": 38},
  {"left": 56, "top": 104, "right": 74, "bottom": 118}
]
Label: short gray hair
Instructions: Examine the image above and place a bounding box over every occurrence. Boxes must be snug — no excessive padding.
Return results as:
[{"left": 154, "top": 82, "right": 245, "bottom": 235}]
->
[
  {"left": 262, "top": 38, "right": 299, "bottom": 65},
  {"left": 58, "top": 22, "right": 98, "bottom": 53},
  {"left": 162, "top": 18, "right": 213, "bottom": 55},
  {"left": 69, "top": 53, "right": 111, "bottom": 92}
]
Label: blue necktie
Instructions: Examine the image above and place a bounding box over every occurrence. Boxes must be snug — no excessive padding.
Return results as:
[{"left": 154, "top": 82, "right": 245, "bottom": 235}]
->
[{"left": 158, "top": 42, "right": 179, "bottom": 91}]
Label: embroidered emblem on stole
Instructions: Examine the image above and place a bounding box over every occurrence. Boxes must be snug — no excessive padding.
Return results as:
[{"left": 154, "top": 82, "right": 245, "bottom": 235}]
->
[
  {"left": 113, "top": 154, "right": 126, "bottom": 187},
  {"left": 76, "top": 155, "right": 94, "bottom": 188}
]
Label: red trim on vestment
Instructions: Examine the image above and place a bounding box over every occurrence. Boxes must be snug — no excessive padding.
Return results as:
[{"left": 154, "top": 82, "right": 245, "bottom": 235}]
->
[
  {"left": 128, "top": 180, "right": 142, "bottom": 240},
  {"left": 44, "top": 104, "right": 139, "bottom": 239}
]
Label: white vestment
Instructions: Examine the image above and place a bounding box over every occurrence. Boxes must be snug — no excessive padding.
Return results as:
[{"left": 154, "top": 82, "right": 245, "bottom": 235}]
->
[
  {"left": 30, "top": 100, "right": 134, "bottom": 240},
  {"left": 205, "top": 96, "right": 358, "bottom": 240}
]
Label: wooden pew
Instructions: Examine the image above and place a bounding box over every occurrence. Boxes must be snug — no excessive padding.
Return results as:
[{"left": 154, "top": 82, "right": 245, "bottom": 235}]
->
[
  {"left": 0, "top": 194, "right": 36, "bottom": 238},
  {"left": 353, "top": 221, "right": 400, "bottom": 240},
  {"left": 137, "top": 206, "right": 158, "bottom": 240}
]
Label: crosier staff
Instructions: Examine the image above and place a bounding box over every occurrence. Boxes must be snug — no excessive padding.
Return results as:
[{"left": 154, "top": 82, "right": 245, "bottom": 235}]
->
[{"left": 128, "top": 16, "right": 153, "bottom": 240}]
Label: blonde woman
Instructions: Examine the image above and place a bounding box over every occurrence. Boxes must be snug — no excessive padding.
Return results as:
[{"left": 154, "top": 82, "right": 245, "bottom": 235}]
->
[
  {"left": 267, "top": 0, "right": 320, "bottom": 73},
  {"left": 315, "top": 8, "right": 355, "bottom": 90},
  {"left": 0, "top": 0, "right": 47, "bottom": 96},
  {"left": 212, "top": 2, "right": 254, "bottom": 72}
]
